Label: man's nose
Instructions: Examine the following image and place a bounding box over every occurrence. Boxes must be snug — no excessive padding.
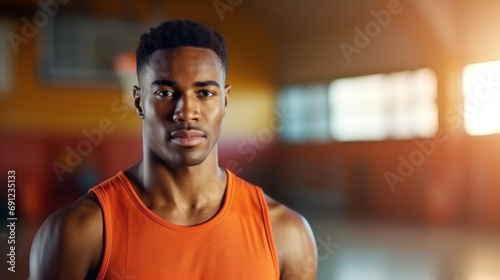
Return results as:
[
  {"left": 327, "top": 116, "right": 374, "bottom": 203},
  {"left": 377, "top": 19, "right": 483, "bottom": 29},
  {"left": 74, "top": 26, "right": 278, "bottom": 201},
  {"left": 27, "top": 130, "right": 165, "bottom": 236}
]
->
[{"left": 172, "top": 95, "right": 199, "bottom": 122}]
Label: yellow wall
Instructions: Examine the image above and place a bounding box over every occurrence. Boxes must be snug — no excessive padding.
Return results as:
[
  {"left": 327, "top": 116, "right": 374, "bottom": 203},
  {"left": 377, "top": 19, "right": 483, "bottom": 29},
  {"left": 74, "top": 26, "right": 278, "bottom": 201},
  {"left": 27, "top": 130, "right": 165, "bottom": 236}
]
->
[
  {"left": 0, "top": 0, "right": 276, "bottom": 138},
  {"left": 0, "top": 21, "right": 142, "bottom": 134}
]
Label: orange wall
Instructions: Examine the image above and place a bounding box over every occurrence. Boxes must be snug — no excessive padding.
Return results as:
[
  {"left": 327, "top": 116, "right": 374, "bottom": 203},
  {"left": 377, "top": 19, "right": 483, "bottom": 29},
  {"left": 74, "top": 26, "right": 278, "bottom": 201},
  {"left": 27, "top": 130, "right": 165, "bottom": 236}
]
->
[{"left": 273, "top": 135, "right": 500, "bottom": 230}]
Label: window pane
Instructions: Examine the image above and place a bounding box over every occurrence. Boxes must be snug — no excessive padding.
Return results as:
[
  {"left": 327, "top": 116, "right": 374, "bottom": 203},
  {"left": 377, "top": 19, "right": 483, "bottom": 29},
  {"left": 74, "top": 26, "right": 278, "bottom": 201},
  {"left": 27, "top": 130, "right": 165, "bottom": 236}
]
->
[
  {"left": 463, "top": 60, "right": 500, "bottom": 135},
  {"left": 278, "top": 84, "right": 330, "bottom": 143},
  {"left": 328, "top": 69, "right": 438, "bottom": 141},
  {"left": 329, "top": 74, "right": 387, "bottom": 141}
]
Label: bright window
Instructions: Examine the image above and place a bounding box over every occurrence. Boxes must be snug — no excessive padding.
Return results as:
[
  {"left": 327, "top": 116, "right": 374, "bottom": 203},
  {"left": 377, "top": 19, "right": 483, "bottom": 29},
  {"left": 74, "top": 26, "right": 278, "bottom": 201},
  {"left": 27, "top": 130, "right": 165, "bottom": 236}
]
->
[
  {"left": 329, "top": 69, "right": 438, "bottom": 141},
  {"left": 462, "top": 60, "right": 500, "bottom": 135},
  {"left": 278, "top": 69, "right": 438, "bottom": 142}
]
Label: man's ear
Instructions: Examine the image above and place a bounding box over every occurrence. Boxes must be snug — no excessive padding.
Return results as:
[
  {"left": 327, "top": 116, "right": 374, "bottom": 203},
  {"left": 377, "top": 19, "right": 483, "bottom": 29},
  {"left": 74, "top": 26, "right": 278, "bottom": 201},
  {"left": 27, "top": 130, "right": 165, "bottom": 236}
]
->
[
  {"left": 224, "top": 84, "right": 231, "bottom": 110},
  {"left": 133, "top": 85, "right": 144, "bottom": 119}
]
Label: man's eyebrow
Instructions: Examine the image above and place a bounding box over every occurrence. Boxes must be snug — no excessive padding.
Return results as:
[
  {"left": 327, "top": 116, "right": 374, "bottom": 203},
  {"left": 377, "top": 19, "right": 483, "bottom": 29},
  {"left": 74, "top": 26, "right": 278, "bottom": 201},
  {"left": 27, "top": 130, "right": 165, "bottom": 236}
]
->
[
  {"left": 194, "top": 80, "right": 221, "bottom": 88},
  {"left": 151, "top": 79, "right": 177, "bottom": 87}
]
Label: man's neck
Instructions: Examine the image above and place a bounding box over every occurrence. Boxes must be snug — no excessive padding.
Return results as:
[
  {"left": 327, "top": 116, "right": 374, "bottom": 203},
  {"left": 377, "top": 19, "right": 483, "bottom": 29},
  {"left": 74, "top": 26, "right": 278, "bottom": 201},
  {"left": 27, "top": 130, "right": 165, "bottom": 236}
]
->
[{"left": 125, "top": 152, "right": 227, "bottom": 216}]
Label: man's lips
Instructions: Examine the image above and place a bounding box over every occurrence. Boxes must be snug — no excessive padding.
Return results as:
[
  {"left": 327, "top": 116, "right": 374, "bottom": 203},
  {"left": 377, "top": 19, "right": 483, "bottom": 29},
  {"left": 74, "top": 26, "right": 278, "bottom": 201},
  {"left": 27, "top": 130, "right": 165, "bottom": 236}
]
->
[{"left": 170, "top": 129, "right": 205, "bottom": 147}]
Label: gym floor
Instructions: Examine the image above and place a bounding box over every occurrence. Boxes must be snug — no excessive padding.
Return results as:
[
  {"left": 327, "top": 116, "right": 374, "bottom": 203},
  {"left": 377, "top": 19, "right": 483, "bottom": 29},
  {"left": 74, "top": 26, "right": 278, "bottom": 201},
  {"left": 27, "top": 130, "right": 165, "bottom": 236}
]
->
[{"left": 311, "top": 218, "right": 500, "bottom": 280}]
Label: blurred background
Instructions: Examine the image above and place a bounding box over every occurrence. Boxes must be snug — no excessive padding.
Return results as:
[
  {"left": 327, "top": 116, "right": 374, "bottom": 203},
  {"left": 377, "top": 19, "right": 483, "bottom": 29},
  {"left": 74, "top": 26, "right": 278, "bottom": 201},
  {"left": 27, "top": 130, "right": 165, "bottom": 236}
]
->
[{"left": 1, "top": 0, "right": 500, "bottom": 279}]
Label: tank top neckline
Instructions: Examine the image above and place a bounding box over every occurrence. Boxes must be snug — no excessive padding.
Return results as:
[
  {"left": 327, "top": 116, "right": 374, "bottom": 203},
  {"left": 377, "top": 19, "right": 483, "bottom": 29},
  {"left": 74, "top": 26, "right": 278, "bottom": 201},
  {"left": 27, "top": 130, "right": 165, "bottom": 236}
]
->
[{"left": 115, "top": 169, "right": 234, "bottom": 232}]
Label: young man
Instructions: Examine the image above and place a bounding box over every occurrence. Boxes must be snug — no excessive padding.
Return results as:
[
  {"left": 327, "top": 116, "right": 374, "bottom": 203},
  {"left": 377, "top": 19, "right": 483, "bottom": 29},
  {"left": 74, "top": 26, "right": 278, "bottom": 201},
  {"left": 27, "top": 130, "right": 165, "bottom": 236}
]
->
[{"left": 29, "top": 20, "right": 317, "bottom": 279}]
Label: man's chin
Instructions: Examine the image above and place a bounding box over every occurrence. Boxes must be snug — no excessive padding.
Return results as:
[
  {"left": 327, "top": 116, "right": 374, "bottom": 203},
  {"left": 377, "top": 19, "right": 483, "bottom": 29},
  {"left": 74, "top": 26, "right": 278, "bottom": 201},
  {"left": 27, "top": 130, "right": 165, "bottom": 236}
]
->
[
  {"left": 168, "top": 152, "right": 210, "bottom": 167},
  {"left": 177, "top": 159, "right": 205, "bottom": 167},
  {"left": 152, "top": 142, "right": 216, "bottom": 167}
]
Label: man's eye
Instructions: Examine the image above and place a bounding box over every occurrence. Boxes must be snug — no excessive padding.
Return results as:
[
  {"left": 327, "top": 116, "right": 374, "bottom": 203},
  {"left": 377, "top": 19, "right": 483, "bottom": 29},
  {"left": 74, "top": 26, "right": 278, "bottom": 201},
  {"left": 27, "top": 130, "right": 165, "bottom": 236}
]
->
[
  {"left": 155, "top": 90, "right": 174, "bottom": 97},
  {"left": 198, "top": 90, "right": 215, "bottom": 97}
]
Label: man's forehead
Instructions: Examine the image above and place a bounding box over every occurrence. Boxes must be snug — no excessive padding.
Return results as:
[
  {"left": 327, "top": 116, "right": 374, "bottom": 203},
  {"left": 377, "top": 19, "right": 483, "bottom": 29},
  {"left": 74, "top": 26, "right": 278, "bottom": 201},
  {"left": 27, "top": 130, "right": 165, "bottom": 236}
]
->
[
  {"left": 148, "top": 47, "right": 222, "bottom": 68},
  {"left": 141, "top": 47, "right": 225, "bottom": 82}
]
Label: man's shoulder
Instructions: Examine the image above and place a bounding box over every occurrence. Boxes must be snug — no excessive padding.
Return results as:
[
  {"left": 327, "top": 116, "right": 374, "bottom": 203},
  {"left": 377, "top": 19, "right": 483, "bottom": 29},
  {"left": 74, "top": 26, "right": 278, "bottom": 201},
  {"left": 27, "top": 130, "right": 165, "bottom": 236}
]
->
[
  {"left": 228, "top": 172, "right": 303, "bottom": 225},
  {"left": 263, "top": 194, "right": 318, "bottom": 279},
  {"left": 228, "top": 172, "right": 307, "bottom": 230},
  {"left": 264, "top": 194, "right": 310, "bottom": 233},
  {"left": 54, "top": 192, "right": 103, "bottom": 229},
  {"left": 29, "top": 192, "right": 103, "bottom": 279},
  {"left": 34, "top": 192, "right": 103, "bottom": 249}
]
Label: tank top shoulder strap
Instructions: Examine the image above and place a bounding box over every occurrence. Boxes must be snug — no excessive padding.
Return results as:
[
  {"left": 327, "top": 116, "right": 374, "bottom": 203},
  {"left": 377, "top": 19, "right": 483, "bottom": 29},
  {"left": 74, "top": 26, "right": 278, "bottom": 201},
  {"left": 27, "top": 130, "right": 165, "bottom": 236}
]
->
[{"left": 225, "top": 170, "right": 280, "bottom": 278}]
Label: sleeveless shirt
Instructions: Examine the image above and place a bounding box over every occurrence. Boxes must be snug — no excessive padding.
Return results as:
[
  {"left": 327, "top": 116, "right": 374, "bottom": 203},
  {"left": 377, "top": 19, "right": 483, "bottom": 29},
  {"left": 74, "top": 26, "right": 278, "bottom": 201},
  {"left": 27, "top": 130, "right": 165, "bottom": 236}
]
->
[{"left": 88, "top": 170, "right": 279, "bottom": 279}]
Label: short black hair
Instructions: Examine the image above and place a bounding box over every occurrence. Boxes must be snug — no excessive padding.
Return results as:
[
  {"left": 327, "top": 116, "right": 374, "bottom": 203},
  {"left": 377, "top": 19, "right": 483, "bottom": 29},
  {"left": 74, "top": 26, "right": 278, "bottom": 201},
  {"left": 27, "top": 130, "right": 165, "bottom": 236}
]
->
[{"left": 136, "top": 19, "right": 227, "bottom": 77}]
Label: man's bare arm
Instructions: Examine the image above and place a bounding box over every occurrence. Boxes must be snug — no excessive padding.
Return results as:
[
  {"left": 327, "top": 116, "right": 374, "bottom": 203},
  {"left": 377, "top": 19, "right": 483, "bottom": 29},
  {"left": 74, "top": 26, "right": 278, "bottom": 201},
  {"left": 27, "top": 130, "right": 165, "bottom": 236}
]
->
[
  {"left": 29, "top": 193, "right": 103, "bottom": 280},
  {"left": 267, "top": 195, "right": 318, "bottom": 280}
]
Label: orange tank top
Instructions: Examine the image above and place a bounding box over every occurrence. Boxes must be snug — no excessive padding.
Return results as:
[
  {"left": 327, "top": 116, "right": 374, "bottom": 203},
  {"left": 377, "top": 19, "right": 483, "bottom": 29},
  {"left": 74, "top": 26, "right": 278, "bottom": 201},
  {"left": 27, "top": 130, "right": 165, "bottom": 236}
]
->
[{"left": 89, "top": 170, "right": 280, "bottom": 279}]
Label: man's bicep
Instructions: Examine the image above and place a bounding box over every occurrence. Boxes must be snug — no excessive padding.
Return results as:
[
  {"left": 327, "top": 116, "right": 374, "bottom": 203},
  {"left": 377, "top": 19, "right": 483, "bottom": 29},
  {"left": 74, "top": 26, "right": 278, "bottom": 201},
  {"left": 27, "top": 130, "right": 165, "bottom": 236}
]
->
[
  {"left": 29, "top": 203, "right": 101, "bottom": 280},
  {"left": 279, "top": 214, "right": 318, "bottom": 280},
  {"left": 29, "top": 217, "right": 56, "bottom": 279}
]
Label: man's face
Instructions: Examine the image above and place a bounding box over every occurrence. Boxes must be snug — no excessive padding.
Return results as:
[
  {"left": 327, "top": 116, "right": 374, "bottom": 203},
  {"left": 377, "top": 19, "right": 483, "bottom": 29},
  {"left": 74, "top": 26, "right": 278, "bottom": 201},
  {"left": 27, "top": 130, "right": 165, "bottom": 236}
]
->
[{"left": 135, "top": 47, "right": 229, "bottom": 167}]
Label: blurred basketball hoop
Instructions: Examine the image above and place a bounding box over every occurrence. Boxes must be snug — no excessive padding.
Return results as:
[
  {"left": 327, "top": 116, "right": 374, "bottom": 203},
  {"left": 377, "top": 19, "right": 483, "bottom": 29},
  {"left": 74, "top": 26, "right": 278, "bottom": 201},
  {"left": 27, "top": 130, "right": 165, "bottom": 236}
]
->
[{"left": 114, "top": 52, "right": 137, "bottom": 108}]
